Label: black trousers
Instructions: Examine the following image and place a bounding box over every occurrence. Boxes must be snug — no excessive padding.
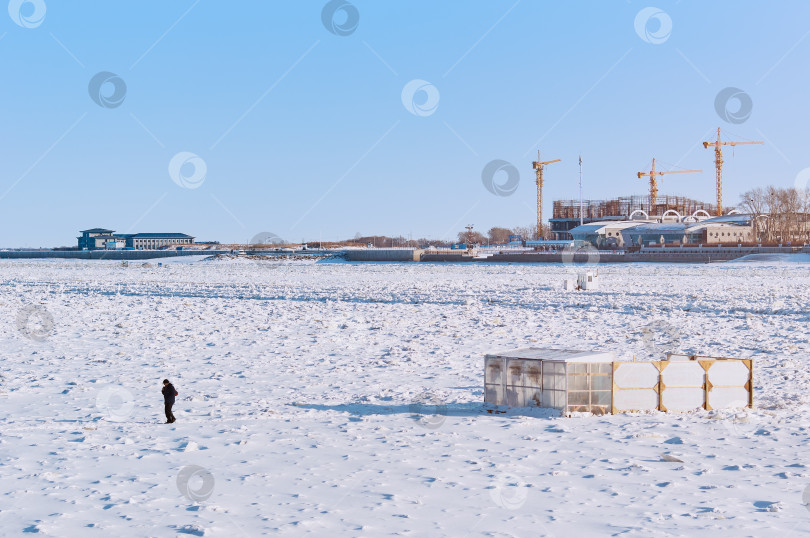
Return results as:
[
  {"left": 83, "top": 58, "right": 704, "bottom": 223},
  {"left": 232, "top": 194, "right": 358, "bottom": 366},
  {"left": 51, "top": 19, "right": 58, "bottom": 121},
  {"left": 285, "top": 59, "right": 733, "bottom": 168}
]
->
[{"left": 165, "top": 402, "right": 176, "bottom": 422}]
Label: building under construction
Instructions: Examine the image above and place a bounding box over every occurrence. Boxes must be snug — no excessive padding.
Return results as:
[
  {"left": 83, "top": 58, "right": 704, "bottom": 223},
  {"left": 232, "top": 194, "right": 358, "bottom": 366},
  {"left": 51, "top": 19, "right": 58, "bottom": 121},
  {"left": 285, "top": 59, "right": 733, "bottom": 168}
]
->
[
  {"left": 550, "top": 195, "right": 718, "bottom": 239},
  {"left": 533, "top": 127, "right": 763, "bottom": 240}
]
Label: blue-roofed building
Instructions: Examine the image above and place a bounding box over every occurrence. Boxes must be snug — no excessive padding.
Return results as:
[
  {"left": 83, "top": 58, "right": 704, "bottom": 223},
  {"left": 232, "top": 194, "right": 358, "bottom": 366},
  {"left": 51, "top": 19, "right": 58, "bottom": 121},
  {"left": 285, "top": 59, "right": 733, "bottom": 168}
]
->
[
  {"left": 119, "top": 233, "right": 195, "bottom": 250},
  {"left": 562, "top": 215, "right": 755, "bottom": 248},
  {"left": 568, "top": 221, "right": 649, "bottom": 248},
  {"left": 619, "top": 215, "right": 754, "bottom": 247},
  {"left": 619, "top": 222, "right": 698, "bottom": 246},
  {"left": 685, "top": 214, "right": 754, "bottom": 245},
  {"left": 78, "top": 229, "right": 195, "bottom": 250},
  {"left": 77, "top": 228, "right": 118, "bottom": 250}
]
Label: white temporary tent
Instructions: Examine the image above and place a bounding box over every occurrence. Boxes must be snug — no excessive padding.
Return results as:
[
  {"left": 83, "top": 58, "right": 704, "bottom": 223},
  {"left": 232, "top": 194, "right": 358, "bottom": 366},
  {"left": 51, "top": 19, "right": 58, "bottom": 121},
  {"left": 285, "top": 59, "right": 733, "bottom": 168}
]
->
[
  {"left": 485, "top": 347, "right": 753, "bottom": 416},
  {"left": 485, "top": 348, "right": 615, "bottom": 415}
]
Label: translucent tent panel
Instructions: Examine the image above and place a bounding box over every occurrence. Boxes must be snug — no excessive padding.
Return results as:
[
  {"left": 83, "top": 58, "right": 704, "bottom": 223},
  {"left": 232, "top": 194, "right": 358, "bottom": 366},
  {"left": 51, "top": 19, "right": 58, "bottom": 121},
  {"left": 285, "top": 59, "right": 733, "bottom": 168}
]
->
[
  {"left": 566, "top": 362, "right": 612, "bottom": 415},
  {"left": 541, "top": 361, "right": 566, "bottom": 409},
  {"left": 484, "top": 357, "right": 506, "bottom": 406}
]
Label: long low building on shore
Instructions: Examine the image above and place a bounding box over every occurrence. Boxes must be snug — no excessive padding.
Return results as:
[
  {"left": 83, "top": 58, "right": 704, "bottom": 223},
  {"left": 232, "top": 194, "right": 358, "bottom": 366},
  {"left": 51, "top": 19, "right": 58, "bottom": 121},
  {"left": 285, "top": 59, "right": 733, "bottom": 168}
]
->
[
  {"left": 567, "top": 214, "right": 755, "bottom": 247},
  {"left": 78, "top": 228, "right": 195, "bottom": 250}
]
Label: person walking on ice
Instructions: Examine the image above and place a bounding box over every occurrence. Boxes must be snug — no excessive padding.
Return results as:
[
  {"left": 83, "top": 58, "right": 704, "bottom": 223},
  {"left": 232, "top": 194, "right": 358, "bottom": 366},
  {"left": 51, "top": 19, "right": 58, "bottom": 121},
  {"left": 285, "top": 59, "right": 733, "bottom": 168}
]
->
[{"left": 162, "top": 379, "right": 177, "bottom": 424}]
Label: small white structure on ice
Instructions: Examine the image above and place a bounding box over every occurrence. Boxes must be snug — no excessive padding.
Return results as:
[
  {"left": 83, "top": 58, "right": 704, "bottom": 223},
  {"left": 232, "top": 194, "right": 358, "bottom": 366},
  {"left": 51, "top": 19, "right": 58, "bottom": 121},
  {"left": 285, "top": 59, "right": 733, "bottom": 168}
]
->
[
  {"left": 563, "top": 271, "right": 599, "bottom": 291},
  {"left": 578, "top": 271, "right": 599, "bottom": 290},
  {"left": 484, "top": 347, "right": 753, "bottom": 416}
]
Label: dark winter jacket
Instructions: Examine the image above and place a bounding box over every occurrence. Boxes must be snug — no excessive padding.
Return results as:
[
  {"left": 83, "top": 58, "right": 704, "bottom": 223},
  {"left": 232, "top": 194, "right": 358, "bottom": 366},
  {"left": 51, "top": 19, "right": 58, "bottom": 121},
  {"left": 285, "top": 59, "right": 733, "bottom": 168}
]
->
[{"left": 162, "top": 383, "right": 177, "bottom": 404}]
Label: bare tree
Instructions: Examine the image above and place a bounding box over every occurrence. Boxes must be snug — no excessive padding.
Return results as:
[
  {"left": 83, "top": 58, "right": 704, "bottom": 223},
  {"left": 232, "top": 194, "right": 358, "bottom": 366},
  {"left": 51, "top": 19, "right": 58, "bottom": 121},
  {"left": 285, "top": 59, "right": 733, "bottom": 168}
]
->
[
  {"left": 739, "top": 187, "right": 767, "bottom": 242},
  {"left": 799, "top": 189, "right": 810, "bottom": 241},
  {"left": 740, "top": 186, "right": 810, "bottom": 243},
  {"left": 416, "top": 237, "right": 449, "bottom": 247},
  {"left": 457, "top": 231, "right": 486, "bottom": 245},
  {"left": 487, "top": 227, "right": 513, "bottom": 244},
  {"left": 511, "top": 225, "right": 536, "bottom": 242}
]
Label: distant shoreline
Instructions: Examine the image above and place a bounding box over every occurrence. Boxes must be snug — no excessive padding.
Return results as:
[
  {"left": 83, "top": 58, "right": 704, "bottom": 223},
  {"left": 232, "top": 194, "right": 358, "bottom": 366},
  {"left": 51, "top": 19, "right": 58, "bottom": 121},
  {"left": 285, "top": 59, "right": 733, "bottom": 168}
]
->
[{"left": 0, "top": 245, "right": 807, "bottom": 264}]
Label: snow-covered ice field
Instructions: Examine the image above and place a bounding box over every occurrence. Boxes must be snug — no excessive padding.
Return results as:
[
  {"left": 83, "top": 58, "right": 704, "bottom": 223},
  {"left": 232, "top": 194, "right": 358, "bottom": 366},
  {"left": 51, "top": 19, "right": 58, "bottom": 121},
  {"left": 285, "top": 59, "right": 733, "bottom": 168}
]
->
[{"left": 1, "top": 257, "right": 810, "bottom": 536}]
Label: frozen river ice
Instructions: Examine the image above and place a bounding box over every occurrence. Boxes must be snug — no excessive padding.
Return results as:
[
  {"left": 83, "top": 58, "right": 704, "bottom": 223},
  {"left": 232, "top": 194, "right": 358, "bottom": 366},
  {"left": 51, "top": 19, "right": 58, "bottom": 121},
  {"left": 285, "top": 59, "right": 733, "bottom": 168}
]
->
[{"left": 1, "top": 257, "right": 809, "bottom": 536}]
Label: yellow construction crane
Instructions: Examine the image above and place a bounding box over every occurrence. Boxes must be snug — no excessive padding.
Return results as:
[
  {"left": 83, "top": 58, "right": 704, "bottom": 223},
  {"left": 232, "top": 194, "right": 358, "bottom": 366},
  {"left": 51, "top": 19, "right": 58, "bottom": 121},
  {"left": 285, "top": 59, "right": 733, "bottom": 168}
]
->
[
  {"left": 532, "top": 151, "right": 560, "bottom": 239},
  {"left": 703, "top": 127, "right": 763, "bottom": 216},
  {"left": 637, "top": 158, "right": 702, "bottom": 211}
]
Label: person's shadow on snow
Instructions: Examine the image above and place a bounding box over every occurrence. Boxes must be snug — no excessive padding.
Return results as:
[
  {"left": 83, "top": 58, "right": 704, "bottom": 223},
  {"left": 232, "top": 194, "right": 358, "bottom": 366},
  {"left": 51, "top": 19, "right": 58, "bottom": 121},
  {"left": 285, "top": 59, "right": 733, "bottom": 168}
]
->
[{"left": 292, "top": 402, "right": 560, "bottom": 421}]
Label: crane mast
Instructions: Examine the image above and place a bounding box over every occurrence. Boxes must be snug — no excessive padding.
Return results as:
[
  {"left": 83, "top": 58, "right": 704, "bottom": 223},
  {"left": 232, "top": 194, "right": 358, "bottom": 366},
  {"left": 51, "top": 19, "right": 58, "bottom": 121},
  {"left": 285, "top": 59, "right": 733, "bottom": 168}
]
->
[
  {"left": 702, "top": 127, "right": 763, "bottom": 216},
  {"left": 637, "top": 158, "right": 702, "bottom": 212},
  {"left": 532, "top": 151, "right": 560, "bottom": 240}
]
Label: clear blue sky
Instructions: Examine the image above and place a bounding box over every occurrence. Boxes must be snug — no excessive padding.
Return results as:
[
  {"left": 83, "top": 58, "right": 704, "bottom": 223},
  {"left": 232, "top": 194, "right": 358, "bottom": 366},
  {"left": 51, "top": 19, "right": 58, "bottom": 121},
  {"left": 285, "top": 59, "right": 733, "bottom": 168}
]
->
[{"left": 1, "top": 1, "right": 808, "bottom": 247}]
